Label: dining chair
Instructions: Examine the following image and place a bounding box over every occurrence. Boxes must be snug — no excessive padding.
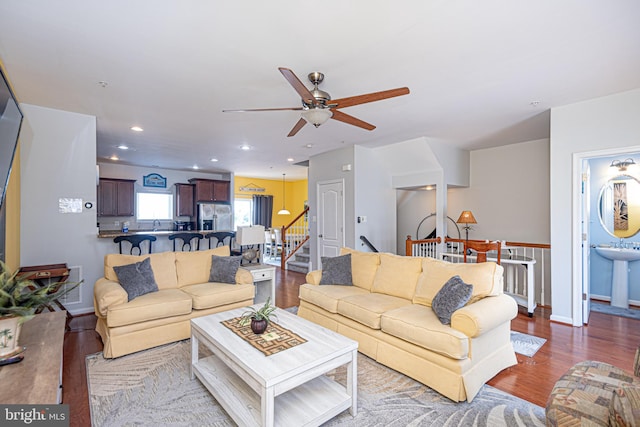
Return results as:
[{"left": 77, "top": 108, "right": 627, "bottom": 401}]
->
[
  {"left": 205, "top": 231, "right": 235, "bottom": 249},
  {"left": 463, "top": 240, "right": 501, "bottom": 264},
  {"left": 263, "top": 230, "right": 274, "bottom": 258},
  {"left": 113, "top": 235, "right": 156, "bottom": 255},
  {"left": 168, "top": 232, "right": 203, "bottom": 251},
  {"left": 273, "top": 228, "right": 283, "bottom": 259}
]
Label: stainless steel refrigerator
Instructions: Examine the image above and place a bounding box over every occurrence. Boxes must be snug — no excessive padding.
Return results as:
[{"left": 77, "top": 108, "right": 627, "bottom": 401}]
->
[{"left": 198, "top": 203, "right": 233, "bottom": 231}]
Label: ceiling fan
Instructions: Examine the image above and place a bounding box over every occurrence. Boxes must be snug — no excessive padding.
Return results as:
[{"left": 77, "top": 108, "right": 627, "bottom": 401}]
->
[{"left": 223, "top": 67, "right": 410, "bottom": 137}]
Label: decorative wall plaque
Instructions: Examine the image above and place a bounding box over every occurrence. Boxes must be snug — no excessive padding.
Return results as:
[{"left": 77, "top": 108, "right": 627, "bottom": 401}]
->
[{"left": 143, "top": 173, "right": 167, "bottom": 188}]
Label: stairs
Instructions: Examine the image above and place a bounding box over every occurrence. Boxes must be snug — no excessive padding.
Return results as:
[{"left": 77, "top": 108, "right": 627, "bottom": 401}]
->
[{"left": 286, "top": 242, "right": 310, "bottom": 274}]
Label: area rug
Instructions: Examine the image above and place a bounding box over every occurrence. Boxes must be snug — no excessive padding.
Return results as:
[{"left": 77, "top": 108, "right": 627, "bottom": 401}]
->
[
  {"left": 86, "top": 340, "right": 545, "bottom": 426},
  {"left": 591, "top": 301, "right": 640, "bottom": 320},
  {"left": 510, "top": 331, "right": 547, "bottom": 357}
]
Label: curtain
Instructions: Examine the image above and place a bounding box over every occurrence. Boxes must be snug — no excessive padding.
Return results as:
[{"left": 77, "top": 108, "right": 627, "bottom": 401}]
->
[{"left": 252, "top": 195, "right": 273, "bottom": 228}]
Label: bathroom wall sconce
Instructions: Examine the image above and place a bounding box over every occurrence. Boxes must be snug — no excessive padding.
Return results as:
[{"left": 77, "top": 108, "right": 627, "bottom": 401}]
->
[{"left": 610, "top": 158, "right": 636, "bottom": 172}]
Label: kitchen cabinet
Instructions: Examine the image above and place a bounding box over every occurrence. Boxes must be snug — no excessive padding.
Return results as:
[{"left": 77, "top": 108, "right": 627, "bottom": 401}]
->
[
  {"left": 175, "top": 183, "right": 195, "bottom": 217},
  {"left": 189, "top": 179, "right": 230, "bottom": 203},
  {"left": 98, "top": 178, "right": 135, "bottom": 217}
]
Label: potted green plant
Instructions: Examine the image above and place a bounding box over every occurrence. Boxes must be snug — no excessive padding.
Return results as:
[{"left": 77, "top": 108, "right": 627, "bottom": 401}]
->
[
  {"left": 239, "top": 297, "right": 278, "bottom": 335},
  {"left": 0, "top": 261, "right": 82, "bottom": 357}
]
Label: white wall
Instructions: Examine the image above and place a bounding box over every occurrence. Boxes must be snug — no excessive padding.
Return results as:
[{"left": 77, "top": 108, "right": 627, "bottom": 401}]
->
[
  {"left": 19, "top": 104, "right": 99, "bottom": 315},
  {"left": 550, "top": 88, "right": 640, "bottom": 325}
]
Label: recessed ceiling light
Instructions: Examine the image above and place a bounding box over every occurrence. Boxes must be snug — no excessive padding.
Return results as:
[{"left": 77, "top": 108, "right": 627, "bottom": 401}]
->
[
  {"left": 109, "top": 155, "right": 119, "bottom": 161},
  {"left": 192, "top": 165, "right": 200, "bottom": 170},
  {"left": 240, "top": 144, "right": 251, "bottom": 151},
  {"left": 117, "top": 144, "right": 129, "bottom": 150},
  {"left": 210, "top": 158, "right": 218, "bottom": 162},
  {"left": 305, "top": 144, "right": 313, "bottom": 149},
  {"left": 131, "top": 126, "right": 144, "bottom": 132},
  {"left": 287, "top": 157, "right": 294, "bottom": 162}
]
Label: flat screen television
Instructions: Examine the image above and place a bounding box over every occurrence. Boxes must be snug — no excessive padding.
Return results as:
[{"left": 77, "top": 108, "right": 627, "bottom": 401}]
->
[{"left": 0, "top": 67, "right": 23, "bottom": 210}]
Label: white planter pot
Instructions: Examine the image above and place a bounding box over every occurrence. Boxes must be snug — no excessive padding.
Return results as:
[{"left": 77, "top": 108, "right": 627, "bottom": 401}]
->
[{"left": 0, "top": 316, "right": 23, "bottom": 357}]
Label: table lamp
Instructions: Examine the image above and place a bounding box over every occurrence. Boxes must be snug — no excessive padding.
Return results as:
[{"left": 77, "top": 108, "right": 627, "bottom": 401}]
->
[
  {"left": 456, "top": 210, "right": 477, "bottom": 241},
  {"left": 236, "top": 225, "right": 266, "bottom": 264}
]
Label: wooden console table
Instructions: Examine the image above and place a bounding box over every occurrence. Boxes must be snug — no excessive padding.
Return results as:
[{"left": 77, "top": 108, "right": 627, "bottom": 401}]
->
[{"left": 0, "top": 311, "right": 66, "bottom": 403}]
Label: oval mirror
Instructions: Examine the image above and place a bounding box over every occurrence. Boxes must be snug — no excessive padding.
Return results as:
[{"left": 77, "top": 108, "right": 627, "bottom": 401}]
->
[{"left": 598, "top": 174, "right": 640, "bottom": 238}]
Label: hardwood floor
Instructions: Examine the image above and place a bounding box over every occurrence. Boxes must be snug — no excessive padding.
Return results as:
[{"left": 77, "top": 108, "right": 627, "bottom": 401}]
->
[{"left": 63, "top": 269, "right": 640, "bottom": 427}]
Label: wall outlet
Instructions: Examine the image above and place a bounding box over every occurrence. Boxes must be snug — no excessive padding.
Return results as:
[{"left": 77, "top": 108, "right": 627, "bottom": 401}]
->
[{"left": 114, "top": 221, "right": 120, "bottom": 227}]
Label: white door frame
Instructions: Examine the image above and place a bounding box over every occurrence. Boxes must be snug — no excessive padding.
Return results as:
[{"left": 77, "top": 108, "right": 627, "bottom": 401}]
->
[
  {"left": 572, "top": 145, "right": 640, "bottom": 325},
  {"left": 316, "top": 178, "right": 345, "bottom": 267}
]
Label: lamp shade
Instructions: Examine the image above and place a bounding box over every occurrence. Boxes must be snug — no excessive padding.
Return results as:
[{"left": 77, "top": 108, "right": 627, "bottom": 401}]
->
[
  {"left": 301, "top": 108, "right": 332, "bottom": 127},
  {"left": 236, "top": 225, "right": 265, "bottom": 245},
  {"left": 456, "top": 210, "right": 477, "bottom": 224}
]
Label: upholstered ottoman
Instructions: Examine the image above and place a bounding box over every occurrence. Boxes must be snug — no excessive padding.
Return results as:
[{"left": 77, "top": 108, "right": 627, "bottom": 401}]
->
[{"left": 546, "top": 355, "right": 640, "bottom": 426}]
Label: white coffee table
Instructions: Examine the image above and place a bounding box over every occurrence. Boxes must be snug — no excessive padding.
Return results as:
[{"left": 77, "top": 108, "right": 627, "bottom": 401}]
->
[{"left": 190, "top": 306, "right": 358, "bottom": 427}]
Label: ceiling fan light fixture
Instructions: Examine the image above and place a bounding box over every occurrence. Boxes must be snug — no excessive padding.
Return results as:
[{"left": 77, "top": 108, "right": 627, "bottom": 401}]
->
[{"left": 302, "top": 108, "right": 332, "bottom": 128}]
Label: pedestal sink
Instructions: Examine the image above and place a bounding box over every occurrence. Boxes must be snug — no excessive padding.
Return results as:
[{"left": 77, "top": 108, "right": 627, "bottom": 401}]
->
[{"left": 595, "top": 247, "right": 640, "bottom": 309}]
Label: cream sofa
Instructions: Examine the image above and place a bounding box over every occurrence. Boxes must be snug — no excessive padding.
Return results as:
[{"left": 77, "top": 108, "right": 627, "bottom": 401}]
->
[
  {"left": 94, "top": 246, "right": 255, "bottom": 358},
  {"left": 298, "top": 247, "right": 518, "bottom": 402}
]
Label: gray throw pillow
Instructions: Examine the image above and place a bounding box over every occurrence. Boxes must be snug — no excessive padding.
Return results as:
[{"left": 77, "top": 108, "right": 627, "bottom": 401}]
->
[
  {"left": 113, "top": 257, "right": 159, "bottom": 302},
  {"left": 209, "top": 255, "right": 242, "bottom": 284},
  {"left": 431, "top": 275, "right": 473, "bottom": 325},
  {"left": 319, "top": 254, "right": 353, "bottom": 286}
]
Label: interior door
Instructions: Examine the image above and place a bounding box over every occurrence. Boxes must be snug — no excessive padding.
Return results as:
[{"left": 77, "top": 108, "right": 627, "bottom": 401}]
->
[
  {"left": 582, "top": 161, "right": 591, "bottom": 324},
  {"left": 317, "top": 180, "right": 344, "bottom": 264}
]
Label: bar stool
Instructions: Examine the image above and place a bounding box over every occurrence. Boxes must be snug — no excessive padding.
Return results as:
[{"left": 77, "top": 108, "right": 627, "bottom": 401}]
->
[
  {"left": 113, "top": 235, "right": 156, "bottom": 255},
  {"left": 168, "top": 232, "right": 203, "bottom": 251},
  {"left": 205, "top": 231, "right": 235, "bottom": 249}
]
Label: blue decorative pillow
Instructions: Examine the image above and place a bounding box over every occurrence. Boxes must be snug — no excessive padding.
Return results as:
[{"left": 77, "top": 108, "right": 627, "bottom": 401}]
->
[
  {"left": 113, "top": 257, "right": 159, "bottom": 302},
  {"left": 432, "top": 275, "right": 473, "bottom": 325},
  {"left": 320, "top": 254, "right": 353, "bottom": 286},
  {"left": 209, "top": 255, "right": 242, "bottom": 284}
]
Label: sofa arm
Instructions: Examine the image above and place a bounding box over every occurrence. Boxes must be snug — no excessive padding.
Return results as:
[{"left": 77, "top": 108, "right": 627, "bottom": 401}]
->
[
  {"left": 235, "top": 268, "right": 254, "bottom": 285},
  {"left": 451, "top": 293, "right": 517, "bottom": 338},
  {"left": 306, "top": 270, "right": 322, "bottom": 285},
  {"left": 94, "top": 277, "right": 128, "bottom": 317}
]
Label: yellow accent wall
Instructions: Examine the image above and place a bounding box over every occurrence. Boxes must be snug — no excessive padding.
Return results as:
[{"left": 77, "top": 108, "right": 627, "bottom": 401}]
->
[
  {"left": 235, "top": 176, "right": 308, "bottom": 228},
  {"left": 1, "top": 60, "right": 20, "bottom": 271}
]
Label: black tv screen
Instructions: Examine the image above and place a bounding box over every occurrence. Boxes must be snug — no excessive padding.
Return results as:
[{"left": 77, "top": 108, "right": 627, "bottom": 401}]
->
[{"left": 0, "top": 67, "right": 23, "bottom": 209}]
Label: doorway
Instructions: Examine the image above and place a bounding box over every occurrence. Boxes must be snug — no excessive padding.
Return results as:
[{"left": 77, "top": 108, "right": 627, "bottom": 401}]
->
[{"left": 317, "top": 179, "right": 345, "bottom": 261}]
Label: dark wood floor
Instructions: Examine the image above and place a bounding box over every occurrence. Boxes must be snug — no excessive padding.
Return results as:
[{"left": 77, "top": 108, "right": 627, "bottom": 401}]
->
[{"left": 63, "top": 268, "right": 640, "bottom": 427}]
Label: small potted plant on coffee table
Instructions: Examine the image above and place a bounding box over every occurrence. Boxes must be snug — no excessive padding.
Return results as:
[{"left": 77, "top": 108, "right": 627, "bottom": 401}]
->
[{"left": 240, "top": 297, "right": 278, "bottom": 335}]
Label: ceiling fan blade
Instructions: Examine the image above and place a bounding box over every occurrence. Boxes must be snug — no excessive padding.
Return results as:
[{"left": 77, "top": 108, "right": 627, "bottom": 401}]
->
[
  {"left": 330, "top": 109, "right": 376, "bottom": 131},
  {"left": 279, "top": 67, "right": 317, "bottom": 106},
  {"left": 287, "top": 118, "right": 307, "bottom": 137},
  {"left": 331, "top": 87, "right": 410, "bottom": 109},
  {"left": 223, "top": 107, "right": 303, "bottom": 113}
]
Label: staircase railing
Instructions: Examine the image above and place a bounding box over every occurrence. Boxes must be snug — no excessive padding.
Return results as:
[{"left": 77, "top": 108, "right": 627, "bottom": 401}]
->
[
  {"left": 281, "top": 206, "right": 310, "bottom": 270},
  {"left": 405, "top": 236, "right": 552, "bottom": 308},
  {"left": 359, "top": 235, "right": 380, "bottom": 252}
]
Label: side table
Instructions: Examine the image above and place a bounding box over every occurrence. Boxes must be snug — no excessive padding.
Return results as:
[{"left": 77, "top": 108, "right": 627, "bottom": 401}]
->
[
  {"left": 18, "top": 263, "right": 73, "bottom": 329},
  {"left": 241, "top": 264, "right": 276, "bottom": 305}
]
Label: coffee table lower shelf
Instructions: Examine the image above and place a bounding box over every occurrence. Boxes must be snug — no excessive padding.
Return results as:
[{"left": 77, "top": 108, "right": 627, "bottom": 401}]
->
[{"left": 193, "top": 355, "right": 352, "bottom": 427}]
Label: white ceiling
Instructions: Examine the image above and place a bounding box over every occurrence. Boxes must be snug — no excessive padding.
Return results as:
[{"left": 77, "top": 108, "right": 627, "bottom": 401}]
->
[{"left": 1, "top": 1, "right": 639, "bottom": 180}]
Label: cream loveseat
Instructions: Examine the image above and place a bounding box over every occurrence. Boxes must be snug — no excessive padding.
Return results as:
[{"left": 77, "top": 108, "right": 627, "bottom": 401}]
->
[
  {"left": 298, "top": 247, "right": 518, "bottom": 402},
  {"left": 94, "top": 246, "right": 255, "bottom": 358}
]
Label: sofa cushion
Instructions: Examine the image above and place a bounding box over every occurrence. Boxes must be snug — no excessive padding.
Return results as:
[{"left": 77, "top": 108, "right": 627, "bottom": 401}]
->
[
  {"left": 209, "top": 255, "right": 242, "bottom": 284},
  {"left": 337, "top": 293, "right": 412, "bottom": 329},
  {"left": 320, "top": 254, "right": 353, "bottom": 286},
  {"left": 339, "top": 247, "right": 380, "bottom": 291},
  {"left": 381, "top": 304, "right": 469, "bottom": 360},
  {"left": 105, "top": 251, "right": 178, "bottom": 290},
  {"left": 610, "top": 385, "right": 640, "bottom": 427},
  {"left": 175, "top": 246, "right": 230, "bottom": 286},
  {"left": 413, "top": 258, "right": 503, "bottom": 307},
  {"left": 432, "top": 275, "right": 473, "bottom": 325},
  {"left": 106, "top": 288, "right": 192, "bottom": 328},
  {"left": 180, "top": 282, "right": 255, "bottom": 310},
  {"left": 298, "top": 283, "right": 369, "bottom": 313},
  {"left": 113, "top": 257, "right": 159, "bottom": 301},
  {"left": 371, "top": 253, "right": 422, "bottom": 300}
]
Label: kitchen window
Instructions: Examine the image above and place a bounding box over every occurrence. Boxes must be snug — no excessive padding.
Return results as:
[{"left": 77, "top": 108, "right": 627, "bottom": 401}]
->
[
  {"left": 234, "top": 198, "right": 252, "bottom": 229},
  {"left": 136, "top": 192, "right": 174, "bottom": 221}
]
